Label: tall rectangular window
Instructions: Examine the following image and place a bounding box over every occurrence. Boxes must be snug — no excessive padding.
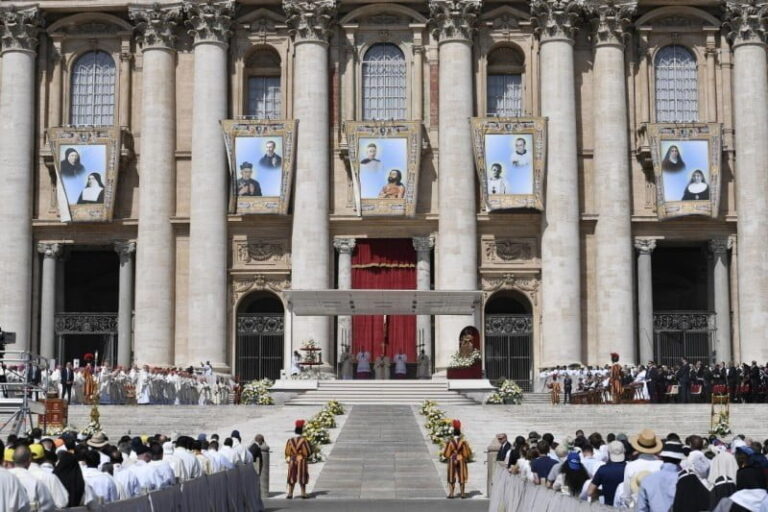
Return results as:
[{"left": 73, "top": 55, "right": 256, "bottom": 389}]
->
[
  {"left": 362, "top": 43, "right": 407, "bottom": 120},
  {"left": 487, "top": 74, "right": 523, "bottom": 117},
  {"left": 247, "top": 76, "right": 281, "bottom": 119},
  {"left": 655, "top": 45, "right": 698, "bottom": 123},
  {"left": 70, "top": 51, "right": 116, "bottom": 126}
]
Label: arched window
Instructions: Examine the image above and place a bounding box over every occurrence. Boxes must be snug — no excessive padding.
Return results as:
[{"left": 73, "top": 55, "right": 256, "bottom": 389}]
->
[
  {"left": 70, "top": 51, "right": 116, "bottom": 126},
  {"left": 362, "top": 43, "right": 407, "bottom": 120},
  {"left": 245, "top": 48, "right": 282, "bottom": 119},
  {"left": 655, "top": 45, "right": 698, "bottom": 123},
  {"left": 487, "top": 46, "right": 524, "bottom": 117}
]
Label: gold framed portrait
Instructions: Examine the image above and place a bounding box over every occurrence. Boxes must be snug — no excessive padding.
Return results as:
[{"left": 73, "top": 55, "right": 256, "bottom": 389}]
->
[{"left": 470, "top": 117, "right": 547, "bottom": 212}]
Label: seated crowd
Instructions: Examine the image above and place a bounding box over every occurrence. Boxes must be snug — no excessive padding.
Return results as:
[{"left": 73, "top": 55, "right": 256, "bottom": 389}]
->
[
  {"left": 539, "top": 359, "right": 768, "bottom": 404},
  {"left": 0, "top": 426, "right": 264, "bottom": 511},
  {"left": 493, "top": 428, "right": 768, "bottom": 511}
]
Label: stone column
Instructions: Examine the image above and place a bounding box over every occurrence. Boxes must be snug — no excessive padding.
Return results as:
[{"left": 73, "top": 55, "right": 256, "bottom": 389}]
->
[
  {"left": 413, "top": 236, "right": 435, "bottom": 363},
  {"left": 284, "top": 0, "right": 336, "bottom": 367},
  {"left": 37, "top": 243, "right": 61, "bottom": 359},
  {"left": 724, "top": 1, "right": 768, "bottom": 364},
  {"left": 185, "top": 0, "right": 235, "bottom": 369},
  {"left": 635, "top": 238, "right": 656, "bottom": 364},
  {"left": 588, "top": 0, "right": 637, "bottom": 364},
  {"left": 114, "top": 241, "right": 136, "bottom": 368},
  {"left": 709, "top": 238, "right": 732, "bottom": 364},
  {"left": 129, "top": 5, "right": 182, "bottom": 366},
  {"left": 532, "top": 0, "right": 583, "bottom": 366},
  {"left": 429, "top": 0, "right": 481, "bottom": 371},
  {"left": 0, "top": 7, "right": 43, "bottom": 351},
  {"left": 333, "top": 238, "right": 355, "bottom": 359}
]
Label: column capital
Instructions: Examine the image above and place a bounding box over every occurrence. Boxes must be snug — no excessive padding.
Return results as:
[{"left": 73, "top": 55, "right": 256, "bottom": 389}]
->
[
  {"left": 37, "top": 242, "right": 62, "bottom": 259},
  {"left": 114, "top": 240, "right": 137, "bottom": 263},
  {"left": 531, "top": 0, "right": 584, "bottom": 43},
  {"left": 129, "top": 4, "right": 183, "bottom": 51},
  {"left": 585, "top": 0, "right": 636, "bottom": 48},
  {"left": 333, "top": 237, "right": 356, "bottom": 254},
  {"left": 0, "top": 6, "right": 44, "bottom": 54},
  {"left": 724, "top": 0, "right": 768, "bottom": 47},
  {"left": 634, "top": 238, "right": 656, "bottom": 254},
  {"left": 428, "top": 0, "right": 482, "bottom": 44},
  {"left": 283, "top": 0, "right": 337, "bottom": 44},
  {"left": 709, "top": 237, "right": 733, "bottom": 255},
  {"left": 412, "top": 235, "right": 436, "bottom": 252},
  {"left": 184, "top": 0, "right": 235, "bottom": 46}
]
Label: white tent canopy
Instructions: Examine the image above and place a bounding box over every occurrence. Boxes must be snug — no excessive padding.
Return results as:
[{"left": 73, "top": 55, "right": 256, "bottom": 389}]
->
[{"left": 284, "top": 289, "right": 483, "bottom": 316}]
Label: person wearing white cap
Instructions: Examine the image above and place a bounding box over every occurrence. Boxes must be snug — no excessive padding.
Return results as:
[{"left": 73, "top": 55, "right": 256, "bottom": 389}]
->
[
  {"left": 588, "top": 441, "right": 626, "bottom": 505},
  {"left": 160, "top": 442, "right": 187, "bottom": 482},
  {"left": 635, "top": 441, "right": 686, "bottom": 512}
]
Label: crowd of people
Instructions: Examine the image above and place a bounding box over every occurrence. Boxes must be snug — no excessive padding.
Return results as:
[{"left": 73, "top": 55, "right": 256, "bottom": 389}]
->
[
  {"left": 0, "top": 426, "right": 264, "bottom": 511},
  {"left": 539, "top": 358, "right": 768, "bottom": 404},
  {"left": 491, "top": 428, "right": 768, "bottom": 511}
]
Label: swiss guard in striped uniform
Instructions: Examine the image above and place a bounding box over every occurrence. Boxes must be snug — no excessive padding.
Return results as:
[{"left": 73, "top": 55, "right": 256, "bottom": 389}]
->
[
  {"left": 285, "top": 419, "right": 311, "bottom": 499},
  {"left": 442, "top": 419, "right": 471, "bottom": 499}
]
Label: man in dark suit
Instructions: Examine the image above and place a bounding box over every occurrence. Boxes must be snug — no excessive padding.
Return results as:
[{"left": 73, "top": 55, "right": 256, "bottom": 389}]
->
[
  {"left": 496, "top": 434, "right": 512, "bottom": 463},
  {"left": 27, "top": 360, "right": 41, "bottom": 400},
  {"left": 258, "top": 140, "right": 282, "bottom": 169},
  {"left": 727, "top": 362, "right": 739, "bottom": 402},
  {"left": 676, "top": 357, "right": 691, "bottom": 403},
  {"left": 563, "top": 374, "right": 573, "bottom": 404},
  {"left": 62, "top": 362, "right": 74, "bottom": 404}
]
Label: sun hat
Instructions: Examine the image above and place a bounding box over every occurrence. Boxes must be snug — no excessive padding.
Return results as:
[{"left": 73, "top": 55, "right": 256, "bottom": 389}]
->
[
  {"left": 87, "top": 432, "right": 108, "bottom": 449},
  {"left": 630, "top": 429, "right": 663, "bottom": 455},
  {"left": 608, "top": 441, "right": 626, "bottom": 462},
  {"left": 659, "top": 441, "right": 686, "bottom": 461}
]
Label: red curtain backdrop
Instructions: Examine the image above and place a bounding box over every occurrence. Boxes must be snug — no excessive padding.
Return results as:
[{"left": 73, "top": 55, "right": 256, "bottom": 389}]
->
[{"left": 351, "top": 239, "right": 417, "bottom": 360}]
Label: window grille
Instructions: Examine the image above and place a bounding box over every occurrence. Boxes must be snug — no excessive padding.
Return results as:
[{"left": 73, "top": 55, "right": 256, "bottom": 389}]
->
[
  {"left": 362, "top": 43, "right": 407, "bottom": 121},
  {"left": 70, "top": 51, "right": 116, "bottom": 126},
  {"left": 246, "top": 76, "right": 281, "bottom": 119},
  {"left": 487, "top": 74, "right": 523, "bottom": 117},
  {"left": 655, "top": 45, "right": 698, "bottom": 123}
]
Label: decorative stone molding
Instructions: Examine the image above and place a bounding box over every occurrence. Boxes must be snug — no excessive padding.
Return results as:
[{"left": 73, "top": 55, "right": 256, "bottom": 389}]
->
[
  {"left": 129, "top": 4, "right": 183, "bottom": 51},
  {"left": 531, "top": 0, "right": 583, "bottom": 42},
  {"left": 184, "top": 0, "right": 235, "bottom": 45},
  {"left": 234, "top": 240, "right": 289, "bottom": 267},
  {"left": 232, "top": 274, "right": 290, "bottom": 305},
  {"left": 709, "top": 237, "right": 733, "bottom": 255},
  {"left": 0, "top": 6, "right": 43, "bottom": 53},
  {"left": 585, "top": 0, "right": 636, "bottom": 47},
  {"left": 428, "top": 0, "right": 482, "bottom": 43},
  {"left": 54, "top": 313, "right": 118, "bottom": 335},
  {"left": 481, "top": 273, "right": 540, "bottom": 306},
  {"left": 633, "top": 238, "right": 657, "bottom": 254},
  {"left": 483, "top": 239, "right": 535, "bottom": 263},
  {"left": 37, "top": 242, "right": 62, "bottom": 259},
  {"left": 113, "top": 241, "right": 136, "bottom": 264},
  {"left": 412, "top": 235, "right": 436, "bottom": 253},
  {"left": 333, "top": 238, "right": 357, "bottom": 254},
  {"left": 723, "top": 0, "right": 768, "bottom": 47},
  {"left": 283, "top": 0, "right": 337, "bottom": 43}
]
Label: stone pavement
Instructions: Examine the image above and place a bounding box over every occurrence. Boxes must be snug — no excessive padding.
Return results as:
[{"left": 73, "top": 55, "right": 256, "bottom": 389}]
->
[
  {"left": 262, "top": 499, "right": 488, "bottom": 511},
  {"left": 313, "top": 405, "right": 446, "bottom": 499}
]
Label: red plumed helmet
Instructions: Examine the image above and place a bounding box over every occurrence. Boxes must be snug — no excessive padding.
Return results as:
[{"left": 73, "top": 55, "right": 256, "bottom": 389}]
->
[
  {"left": 295, "top": 419, "right": 305, "bottom": 429},
  {"left": 452, "top": 419, "right": 461, "bottom": 430},
  {"left": 610, "top": 352, "right": 620, "bottom": 361}
]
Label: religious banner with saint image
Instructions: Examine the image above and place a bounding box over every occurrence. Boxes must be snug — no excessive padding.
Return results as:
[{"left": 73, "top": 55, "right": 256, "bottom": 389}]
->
[
  {"left": 470, "top": 117, "right": 547, "bottom": 211},
  {"left": 345, "top": 121, "right": 423, "bottom": 217},
  {"left": 647, "top": 123, "right": 722, "bottom": 220},
  {"left": 221, "top": 119, "right": 298, "bottom": 215},
  {"left": 48, "top": 126, "right": 122, "bottom": 223}
]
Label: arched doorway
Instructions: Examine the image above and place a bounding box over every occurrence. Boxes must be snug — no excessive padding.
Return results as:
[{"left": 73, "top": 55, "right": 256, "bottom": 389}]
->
[
  {"left": 484, "top": 291, "right": 533, "bottom": 390},
  {"left": 235, "top": 292, "right": 284, "bottom": 381}
]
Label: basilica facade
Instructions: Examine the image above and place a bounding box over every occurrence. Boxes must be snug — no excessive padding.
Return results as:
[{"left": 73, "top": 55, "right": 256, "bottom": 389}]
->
[{"left": 0, "top": 0, "right": 766, "bottom": 388}]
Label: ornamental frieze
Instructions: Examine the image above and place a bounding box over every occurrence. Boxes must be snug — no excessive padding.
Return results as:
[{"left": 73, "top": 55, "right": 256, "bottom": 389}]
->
[
  {"left": 234, "top": 239, "right": 289, "bottom": 267},
  {"left": 232, "top": 274, "right": 290, "bottom": 305},
  {"left": 482, "top": 238, "right": 537, "bottom": 264},
  {"left": 481, "top": 273, "right": 540, "bottom": 305}
]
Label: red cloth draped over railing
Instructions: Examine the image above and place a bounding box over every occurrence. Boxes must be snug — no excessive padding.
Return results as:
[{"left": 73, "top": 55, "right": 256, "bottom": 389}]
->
[{"left": 351, "top": 239, "right": 417, "bottom": 360}]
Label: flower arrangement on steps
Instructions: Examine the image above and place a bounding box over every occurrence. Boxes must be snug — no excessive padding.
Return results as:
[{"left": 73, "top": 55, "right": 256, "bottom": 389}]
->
[
  {"left": 240, "top": 378, "right": 275, "bottom": 405},
  {"left": 486, "top": 379, "right": 524, "bottom": 405},
  {"left": 418, "top": 400, "right": 474, "bottom": 462},
  {"left": 303, "top": 400, "right": 346, "bottom": 463}
]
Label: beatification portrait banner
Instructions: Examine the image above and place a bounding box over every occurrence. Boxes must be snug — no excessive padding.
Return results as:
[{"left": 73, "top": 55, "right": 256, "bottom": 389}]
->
[
  {"left": 48, "top": 126, "right": 121, "bottom": 223},
  {"left": 345, "top": 121, "right": 423, "bottom": 217},
  {"left": 470, "top": 117, "right": 547, "bottom": 212},
  {"left": 221, "top": 119, "right": 298, "bottom": 215},
  {"left": 648, "top": 123, "right": 722, "bottom": 220}
]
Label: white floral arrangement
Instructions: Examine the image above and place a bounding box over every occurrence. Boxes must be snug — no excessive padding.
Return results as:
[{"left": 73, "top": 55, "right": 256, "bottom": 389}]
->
[
  {"left": 326, "top": 400, "right": 345, "bottom": 415},
  {"left": 300, "top": 338, "right": 319, "bottom": 351},
  {"left": 290, "top": 371, "right": 335, "bottom": 381},
  {"left": 486, "top": 380, "right": 524, "bottom": 405},
  {"left": 240, "top": 378, "right": 275, "bottom": 405},
  {"left": 711, "top": 411, "right": 732, "bottom": 437},
  {"left": 448, "top": 348, "right": 481, "bottom": 369}
]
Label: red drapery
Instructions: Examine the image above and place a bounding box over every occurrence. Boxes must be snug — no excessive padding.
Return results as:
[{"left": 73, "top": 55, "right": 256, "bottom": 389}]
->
[{"left": 351, "top": 239, "right": 417, "bottom": 360}]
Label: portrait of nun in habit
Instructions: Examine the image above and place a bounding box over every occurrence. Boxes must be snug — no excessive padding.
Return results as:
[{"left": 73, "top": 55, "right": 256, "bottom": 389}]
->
[
  {"left": 661, "top": 144, "right": 686, "bottom": 172},
  {"left": 77, "top": 172, "right": 105, "bottom": 204},
  {"left": 681, "top": 169, "right": 709, "bottom": 201}
]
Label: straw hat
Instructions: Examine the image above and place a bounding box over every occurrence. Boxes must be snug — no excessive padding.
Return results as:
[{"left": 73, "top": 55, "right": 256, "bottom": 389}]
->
[
  {"left": 629, "top": 429, "right": 663, "bottom": 454},
  {"left": 87, "top": 432, "right": 108, "bottom": 449}
]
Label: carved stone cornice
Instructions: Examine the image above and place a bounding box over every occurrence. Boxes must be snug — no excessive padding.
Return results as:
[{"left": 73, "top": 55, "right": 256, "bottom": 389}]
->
[
  {"left": 709, "top": 237, "right": 733, "bottom": 255},
  {"left": 428, "top": 0, "right": 482, "bottom": 43},
  {"left": 113, "top": 241, "right": 136, "bottom": 264},
  {"left": 184, "top": 0, "right": 235, "bottom": 46},
  {"left": 283, "top": 0, "right": 337, "bottom": 44},
  {"left": 412, "top": 235, "right": 436, "bottom": 253},
  {"left": 531, "top": 0, "right": 583, "bottom": 42},
  {"left": 723, "top": 0, "right": 768, "bottom": 47},
  {"left": 634, "top": 238, "right": 657, "bottom": 254},
  {"left": 333, "top": 238, "right": 357, "bottom": 254},
  {"left": 481, "top": 273, "right": 540, "bottom": 306},
  {"left": 585, "top": 0, "right": 636, "bottom": 47},
  {"left": 129, "top": 4, "right": 183, "bottom": 51},
  {"left": 232, "top": 274, "right": 290, "bottom": 305},
  {"left": 0, "top": 6, "right": 43, "bottom": 54},
  {"left": 37, "top": 242, "right": 62, "bottom": 259}
]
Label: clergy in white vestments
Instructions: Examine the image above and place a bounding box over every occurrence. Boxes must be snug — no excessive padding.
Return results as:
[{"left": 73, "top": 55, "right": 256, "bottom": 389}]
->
[
  {"left": 27, "top": 445, "right": 68, "bottom": 509},
  {"left": 220, "top": 438, "right": 240, "bottom": 465},
  {"left": 126, "top": 446, "right": 163, "bottom": 493},
  {"left": 147, "top": 444, "right": 176, "bottom": 488},
  {"left": 0, "top": 466, "right": 30, "bottom": 512},
  {"left": 394, "top": 352, "right": 407, "bottom": 379},
  {"left": 209, "top": 441, "right": 235, "bottom": 471},
  {"left": 173, "top": 438, "right": 202, "bottom": 480},
  {"left": 8, "top": 446, "right": 56, "bottom": 512},
  {"left": 111, "top": 461, "right": 141, "bottom": 500},
  {"left": 230, "top": 431, "right": 253, "bottom": 465},
  {"left": 161, "top": 442, "right": 187, "bottom": 482},
  {"left": 81, "top": 451, "right": 119, "bottom": 503}
]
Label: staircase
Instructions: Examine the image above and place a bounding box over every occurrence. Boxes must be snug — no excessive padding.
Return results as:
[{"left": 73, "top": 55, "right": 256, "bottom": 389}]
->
[{"left": 286, "top": 380, "right": 477, "bottom": 406}]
